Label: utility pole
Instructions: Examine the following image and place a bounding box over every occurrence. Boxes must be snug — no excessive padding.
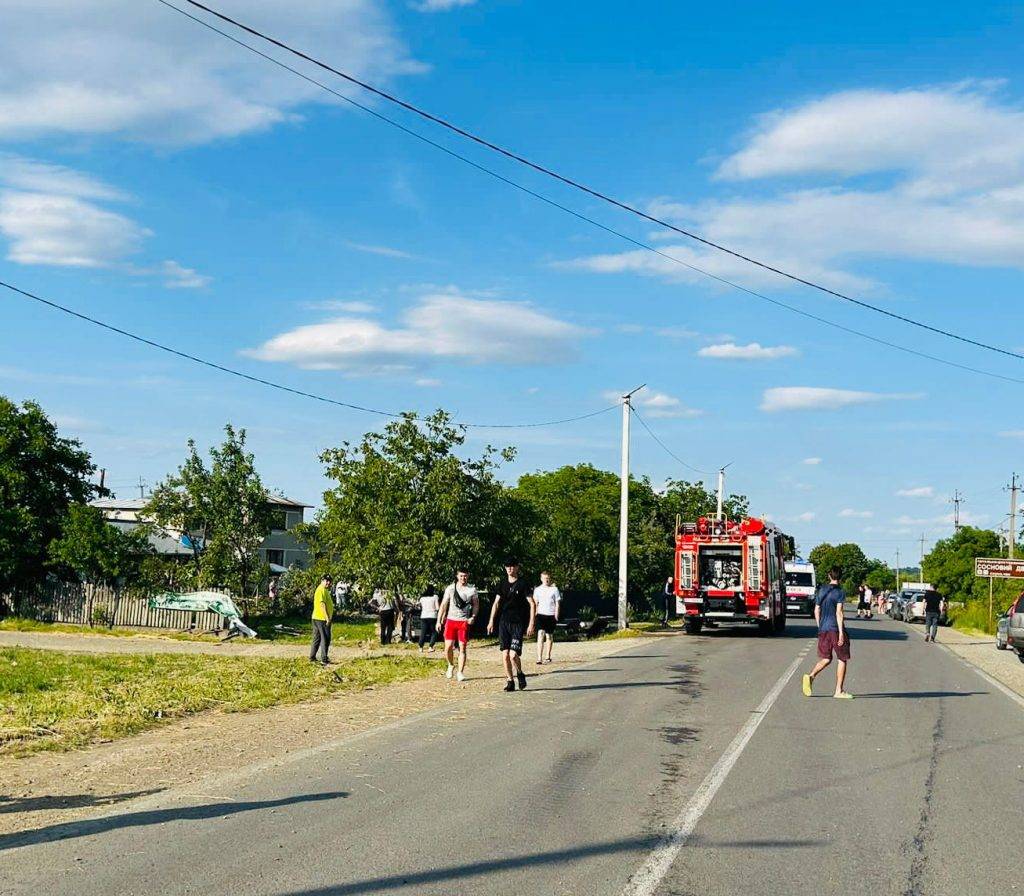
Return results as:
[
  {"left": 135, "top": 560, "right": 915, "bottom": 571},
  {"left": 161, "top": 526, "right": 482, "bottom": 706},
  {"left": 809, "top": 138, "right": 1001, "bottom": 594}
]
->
[
  {"left": 98, "top": 468, "right": 106, "bottom": 492},
  {"left": 1008, "top": 474, "right": 1019, "bottom": 559},
  {"left": 716, "top": 468, "right": 726, "bottom": 521},
  {"left": 919, "top": 533, "right": 926, "bottom": 582},
  {"left": 950, "top": 490, "right": 964, "bottom": 532},
  {"left": 895, "top": 549, "right": 901, "bottom": 591},
  {"left": 617, "top": 384, "right": 645, "bottom": 631},
  {"left": 137, "top": 476, "right": 147, "bottom": 499}
]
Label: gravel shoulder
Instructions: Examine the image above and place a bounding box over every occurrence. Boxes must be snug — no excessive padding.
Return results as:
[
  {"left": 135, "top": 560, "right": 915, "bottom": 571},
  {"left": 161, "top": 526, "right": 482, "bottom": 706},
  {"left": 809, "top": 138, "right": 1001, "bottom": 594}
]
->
[
  {"left": 917, "top": 622, "right": 1024, "bottom": 694},
  {"left": 0, "top": 635, "right": 642, "bottom": 841}
]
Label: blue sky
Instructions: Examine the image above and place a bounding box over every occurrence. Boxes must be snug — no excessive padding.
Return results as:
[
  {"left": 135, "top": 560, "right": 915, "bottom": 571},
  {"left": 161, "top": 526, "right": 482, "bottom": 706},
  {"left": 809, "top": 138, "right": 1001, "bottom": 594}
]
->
[{"left": 3, "top": 0, "right": 1024, "bottom": 565}]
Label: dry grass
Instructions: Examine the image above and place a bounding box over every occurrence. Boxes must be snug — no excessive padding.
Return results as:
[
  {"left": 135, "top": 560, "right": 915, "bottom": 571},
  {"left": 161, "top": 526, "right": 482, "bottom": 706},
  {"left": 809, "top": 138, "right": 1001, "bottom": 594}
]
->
[{"left": 0, "top": 648, "right": 435, "bottom": 757}]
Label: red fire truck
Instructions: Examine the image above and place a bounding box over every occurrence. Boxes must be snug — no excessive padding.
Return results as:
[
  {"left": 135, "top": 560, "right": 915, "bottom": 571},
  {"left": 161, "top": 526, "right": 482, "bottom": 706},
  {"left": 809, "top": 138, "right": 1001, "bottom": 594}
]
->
[{"left": 674, "top": 516, "right": 790, "bottom": 635}]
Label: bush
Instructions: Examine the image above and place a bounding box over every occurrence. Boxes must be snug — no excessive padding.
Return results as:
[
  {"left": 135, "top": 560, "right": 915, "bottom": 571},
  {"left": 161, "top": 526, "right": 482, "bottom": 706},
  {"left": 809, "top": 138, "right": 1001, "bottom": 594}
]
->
[
  {"left": 90, "top": 605, "right": 112, "bottom": 627},
  {"left": 950, "top": 600, "right": 998, "bottom": 635}
]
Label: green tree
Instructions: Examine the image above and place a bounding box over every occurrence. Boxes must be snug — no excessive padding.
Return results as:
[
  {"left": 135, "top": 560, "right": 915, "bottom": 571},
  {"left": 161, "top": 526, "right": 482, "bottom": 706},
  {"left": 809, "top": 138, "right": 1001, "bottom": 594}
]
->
[
  {"left": 145, "top": 425, "right": 271, "bottom": 598},
  {"left": 48, "top": 504, "right": 152, "bottom": 588},
  {"left": 863, "top": 559, "right": 896, "bottom": 593},
  {"left": 0, "top": 397, "right": 99, "bottom": 600},
  {"left": 924, "top": 526, "right": 1001, "bottom": 602},
  {"left": 808, "top": 542, "right": 871, "bottom": 595},
  {"left": 658, "top": 479, "right": 749, "bottom": 529},
  {"left": 313, "top": 411, "right": 525, "bottom": 602}
]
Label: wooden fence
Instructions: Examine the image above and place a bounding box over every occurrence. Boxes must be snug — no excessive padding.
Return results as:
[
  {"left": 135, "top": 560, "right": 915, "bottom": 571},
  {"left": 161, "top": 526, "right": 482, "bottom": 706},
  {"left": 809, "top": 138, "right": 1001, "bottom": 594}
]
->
[{"left": 1, "top": 581, "right": 229, "bottom": 632}]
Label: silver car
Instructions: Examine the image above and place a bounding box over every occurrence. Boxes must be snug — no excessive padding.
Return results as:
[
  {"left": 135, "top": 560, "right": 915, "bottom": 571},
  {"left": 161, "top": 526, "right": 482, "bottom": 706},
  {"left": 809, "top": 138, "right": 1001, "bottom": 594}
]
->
[{"left": 997, "top": 610, "right": 1010, "bottom": 650}]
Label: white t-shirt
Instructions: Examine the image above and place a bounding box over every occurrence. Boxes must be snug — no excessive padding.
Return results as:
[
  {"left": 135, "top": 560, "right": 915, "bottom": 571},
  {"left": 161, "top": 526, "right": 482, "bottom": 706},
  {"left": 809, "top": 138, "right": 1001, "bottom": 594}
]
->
[
  {"left": 444, "top": 583, "right": 477, "bottom": 621},
  {"left": 419, "top": 593, "right": 440, "bottom": 619},
  {"left": 533, "top": 584, "right": 562, "bottom": 616}
]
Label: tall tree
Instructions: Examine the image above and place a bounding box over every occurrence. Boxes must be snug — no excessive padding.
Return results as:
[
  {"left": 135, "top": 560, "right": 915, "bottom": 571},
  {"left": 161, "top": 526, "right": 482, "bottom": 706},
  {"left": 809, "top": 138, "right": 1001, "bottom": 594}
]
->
[
  {"left": 924, "top": 526, "right": 1002, "bottom": 602},
  {"left": 313, "top": 411, "right": 524, "bottom": 600},
  {"left": 808, "top": 542, "right": 872, "bottom": 595},
  {"left": 145, "top": 425, "right": 271, "bottom": 598},
  {"left": 0, "top": 397, "right": 98, "bottom": 598}
]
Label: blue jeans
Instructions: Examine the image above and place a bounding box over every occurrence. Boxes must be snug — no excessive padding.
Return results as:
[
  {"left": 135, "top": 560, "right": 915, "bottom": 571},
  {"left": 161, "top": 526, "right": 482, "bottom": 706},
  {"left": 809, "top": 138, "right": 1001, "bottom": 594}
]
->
[{"left": 925, "top": 612, "right": 940, "bottom": 639}]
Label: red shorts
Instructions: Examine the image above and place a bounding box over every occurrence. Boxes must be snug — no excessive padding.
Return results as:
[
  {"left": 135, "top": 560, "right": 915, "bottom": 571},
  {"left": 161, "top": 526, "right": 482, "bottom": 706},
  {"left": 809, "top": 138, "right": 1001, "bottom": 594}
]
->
[
  {"left": 817, "top": 630, "right": 851, "bottom": 661},
  {"left": 444, "top": 619, "right": 470, "bottom": 645}
]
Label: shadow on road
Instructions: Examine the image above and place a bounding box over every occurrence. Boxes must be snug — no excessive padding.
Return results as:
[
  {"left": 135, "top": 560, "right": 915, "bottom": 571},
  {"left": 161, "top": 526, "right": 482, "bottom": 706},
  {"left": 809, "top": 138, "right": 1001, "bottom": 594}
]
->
[
  {"left": 269, "top": 832, "right": 827, "bottom": 895},
  {"left": 854, "top": 691, "right": 986, "bottom": 699},
  {"left": 0, "top": 789, "right": 163, "bottom": 815},
  {"left": 0, "top": 791, "right": 348, "bottom": 852}
]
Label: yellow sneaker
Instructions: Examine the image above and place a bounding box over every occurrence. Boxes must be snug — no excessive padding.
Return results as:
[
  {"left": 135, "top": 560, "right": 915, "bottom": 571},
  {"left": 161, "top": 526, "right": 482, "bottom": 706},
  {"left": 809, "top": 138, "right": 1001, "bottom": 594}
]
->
[{"left": 801, "top": 674, "right": 813, "bottom": 697}]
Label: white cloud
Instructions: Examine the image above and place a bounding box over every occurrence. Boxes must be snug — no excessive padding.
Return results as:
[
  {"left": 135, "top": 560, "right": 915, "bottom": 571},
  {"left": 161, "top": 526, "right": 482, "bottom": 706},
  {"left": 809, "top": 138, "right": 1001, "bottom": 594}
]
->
[
  {"left": 698, "top": 342, "right": 797, "bottom": 361},
  {"left": 0, "top": 158, "right": 208, "bottom": 284},
  {"left": 412, "top": 0, "right": 476, "bottom": 10},
  {"left": 801, "top": 457, "right": 822, "bottom": 466},
  {"left": 759, "top": 387, "right": 922, "bottom": 412},
  {"left": 414, "top": 377, "right": 441, "bottom": 387},
  {"left": 791, "top": 511, "right": 816, "bottom": 522},
  {"left": 245, "top": 291, "right": 588, "bottom": 373},
  {"left": 563, "top": 85, "right": 1024, "bottom": 292},
  {"left": 344, "top": 242, "right": 423, "bottom": 261},
  {"left": 896, "top": 486, "right": 935, "bottom": 498},
  {"left": 603, "top": 387, "right": 703, "bottom": 419},
  {"left": 0, "top": 190, "right": 149, "bottom": 267},
  {"left": 839, "top": 508, "right": 874, "bottom": 519},
  {"left": 0, "top": 1, "right": 421, "bottom": 145},
  {"left": 159, "top": 260, "right": 211, "bottom": 289},
  {"left": 999, "top": 430, "right": 1024, "bottom": 439}
]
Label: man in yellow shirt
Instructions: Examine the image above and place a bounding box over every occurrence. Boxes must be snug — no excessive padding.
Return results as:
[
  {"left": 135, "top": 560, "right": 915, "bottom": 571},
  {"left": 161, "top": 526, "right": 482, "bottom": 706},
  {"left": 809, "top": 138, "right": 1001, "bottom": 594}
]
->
[{"left": 310, "top": 574, "right": 334, "bottom": 665}]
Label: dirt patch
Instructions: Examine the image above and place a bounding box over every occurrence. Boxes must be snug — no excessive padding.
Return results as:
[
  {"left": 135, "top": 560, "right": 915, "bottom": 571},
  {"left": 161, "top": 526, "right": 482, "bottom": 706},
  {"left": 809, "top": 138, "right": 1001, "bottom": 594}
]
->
[{"left": 0, "top": 637, "right": 644, "bottom": 841}]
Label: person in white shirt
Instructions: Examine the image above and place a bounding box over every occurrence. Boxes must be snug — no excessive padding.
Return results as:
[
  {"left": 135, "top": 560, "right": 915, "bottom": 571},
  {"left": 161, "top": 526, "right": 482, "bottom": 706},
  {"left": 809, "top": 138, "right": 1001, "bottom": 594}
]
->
[
  {"left": 532, "top": 571, "right": 562, "bottom": 665},
  {"left": 436, "top": 567, "right": 479, "bottom": 681},
  {"left": 418, "top": 585, "right": 441, "bottom": 652}
]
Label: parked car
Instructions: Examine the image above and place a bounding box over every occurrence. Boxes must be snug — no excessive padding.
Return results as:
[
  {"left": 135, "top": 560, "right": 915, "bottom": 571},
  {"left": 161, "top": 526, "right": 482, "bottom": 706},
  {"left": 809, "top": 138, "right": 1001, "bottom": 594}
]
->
[
  {"left": 902, "top": 589, "right": 949, "bottom": 626},
  {"left": 997, "top": 610, "right": 1010, "bottom": 650},
  {"left": 1005, "top": 593, "right": 1024, "bottom": 663},
  {"left": 890, "top": 590, "right": 913, "bottom": 620}
]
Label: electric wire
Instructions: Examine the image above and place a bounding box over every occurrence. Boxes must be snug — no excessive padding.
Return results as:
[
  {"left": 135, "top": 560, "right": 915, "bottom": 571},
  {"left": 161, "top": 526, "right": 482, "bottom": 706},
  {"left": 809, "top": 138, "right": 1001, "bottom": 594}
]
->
[
  {"left": 0, "top": 279, "right": 617, "bottom": 429},
  {"left": 152, "top": 0, "right": 1024, "bottom": 388},
  {"left": 165, "top": 0, "right": 1024, "bottom": 364},
  {"left": 630, "top": 406, "right": 708, "bottom": 477}
]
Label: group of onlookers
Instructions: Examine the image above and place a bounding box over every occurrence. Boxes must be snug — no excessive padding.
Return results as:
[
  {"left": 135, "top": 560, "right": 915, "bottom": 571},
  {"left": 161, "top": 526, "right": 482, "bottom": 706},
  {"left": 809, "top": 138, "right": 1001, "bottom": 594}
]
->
[{"left": 309, "top": 563, "right": 563, "bottom": 692}]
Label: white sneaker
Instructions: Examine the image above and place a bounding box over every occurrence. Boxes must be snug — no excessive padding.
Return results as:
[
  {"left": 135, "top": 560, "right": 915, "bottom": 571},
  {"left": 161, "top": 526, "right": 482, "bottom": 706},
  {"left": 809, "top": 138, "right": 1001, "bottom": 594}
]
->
[
  {"left": 456, "top": 671, "right": 466, "bottom": 682},
  {"left": 445, "top": 664, "right": 454, "bottom": 679}
]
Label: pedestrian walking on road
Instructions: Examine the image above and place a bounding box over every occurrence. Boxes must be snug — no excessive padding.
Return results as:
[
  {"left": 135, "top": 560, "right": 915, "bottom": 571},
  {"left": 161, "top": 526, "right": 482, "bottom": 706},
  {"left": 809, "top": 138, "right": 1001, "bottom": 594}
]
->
[
  {"left": 532, "top": 571, "right": 561, "bottom": 665},
  {"left": 418, "top": 584, "right": 441, "bottom": 652},
  {"left": 802, "top": 567, "right": 853, "bottom": 699},
  {"left": 923, "top": 588, "right": 946, "bottom": 642},
  {"left": 662, "top": 576, "right": 674, "bottom": 626},
  {"left": 438, "top": 568, "right": 478, "bottom": 682},
  {"left": 370, "top": 587, "right": 398, "bottom": 645},
  {"left": 309, "top": 574, "right": 334, "bottom": 665},
  {"left": 488, "top": 560, "right": 536, "bottom": 692}
]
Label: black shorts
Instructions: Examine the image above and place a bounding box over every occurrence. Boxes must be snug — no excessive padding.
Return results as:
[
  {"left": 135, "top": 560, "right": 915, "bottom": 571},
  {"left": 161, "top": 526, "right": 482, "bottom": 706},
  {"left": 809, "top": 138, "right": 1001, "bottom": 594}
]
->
[
  {"left": 498, "top": 619, "right": 526, "bottom": 654},
  {"left": 535, "top": 614, "right": 556, "bottom": 634}
]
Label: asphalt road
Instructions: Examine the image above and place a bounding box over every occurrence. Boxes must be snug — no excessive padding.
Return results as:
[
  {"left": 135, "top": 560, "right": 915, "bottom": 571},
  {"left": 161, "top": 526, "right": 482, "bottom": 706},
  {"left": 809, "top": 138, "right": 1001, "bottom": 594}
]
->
[{"left": 3, "top": 616, "right": 1022, "bottom": 896}]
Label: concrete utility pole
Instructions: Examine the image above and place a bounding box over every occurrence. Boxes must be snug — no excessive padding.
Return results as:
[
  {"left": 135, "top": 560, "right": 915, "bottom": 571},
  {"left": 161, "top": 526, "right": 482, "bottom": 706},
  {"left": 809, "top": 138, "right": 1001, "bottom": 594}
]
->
[
  {"left": 617, "top": 384, "right": 645, "bottom": 631},
  {"left": 919, "top": 533, "right": 926, "bottom": 581},
  {"left": 716, "top": 468, "right": 726, "bottom": 521},
  {"left": 137, "top": 476, "right": 147, "bottom": 499},
  {"left": 1009, "top": 474, "right": 1019, "bottom": 559},
  {"left": 950, "top": 490, "right": 964, "bottom": 532},
  {"left": 895, "top": 549, "right": 901, "bottom": 591}
]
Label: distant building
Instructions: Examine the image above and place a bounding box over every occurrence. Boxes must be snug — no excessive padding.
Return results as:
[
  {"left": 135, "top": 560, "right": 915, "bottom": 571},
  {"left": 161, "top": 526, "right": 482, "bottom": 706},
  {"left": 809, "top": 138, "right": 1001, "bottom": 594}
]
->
[{"left": 90, "top": 493, "right": 311, "bottom": 572}]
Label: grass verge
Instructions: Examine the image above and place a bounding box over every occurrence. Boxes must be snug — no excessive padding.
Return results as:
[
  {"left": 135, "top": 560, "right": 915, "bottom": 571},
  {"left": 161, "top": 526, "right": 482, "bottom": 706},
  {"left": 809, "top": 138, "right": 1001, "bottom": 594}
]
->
[
  {"left": 0, "top": 647, "right": 435, "bottom": 757},
  {"left": 0, "top": 615, "right": 384, "bottom": 646}
]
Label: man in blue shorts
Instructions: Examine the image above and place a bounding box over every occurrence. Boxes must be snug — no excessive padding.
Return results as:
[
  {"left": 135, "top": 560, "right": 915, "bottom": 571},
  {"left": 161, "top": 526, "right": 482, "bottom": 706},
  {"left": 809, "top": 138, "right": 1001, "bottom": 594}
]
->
[{"left": 802, "top": 566, "right": 853, "bottom": 699}]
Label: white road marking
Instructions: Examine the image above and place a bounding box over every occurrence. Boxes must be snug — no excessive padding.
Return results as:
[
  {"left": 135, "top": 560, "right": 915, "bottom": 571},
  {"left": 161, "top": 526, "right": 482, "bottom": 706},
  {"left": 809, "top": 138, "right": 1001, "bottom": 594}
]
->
[{"left": 621, "top": 643, "right": 811, "bottom": 896}]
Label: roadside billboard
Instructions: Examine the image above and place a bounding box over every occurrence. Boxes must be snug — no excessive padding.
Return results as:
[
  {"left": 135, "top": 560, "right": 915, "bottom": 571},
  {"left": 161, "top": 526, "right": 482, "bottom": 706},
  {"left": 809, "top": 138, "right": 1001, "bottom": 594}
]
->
[{"left": 974, "top": 557, "right": 1024, "bottom": 579}]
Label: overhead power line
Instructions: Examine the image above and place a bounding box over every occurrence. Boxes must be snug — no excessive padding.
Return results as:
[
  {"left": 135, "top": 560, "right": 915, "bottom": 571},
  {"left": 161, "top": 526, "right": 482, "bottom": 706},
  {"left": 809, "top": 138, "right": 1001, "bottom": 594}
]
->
[
  {"left": 163, "top": 0, "right": 1024, "bottom": 365},
  {"left": 630, "top": 406, "right": 707, "bottom": 476},
  {"left": 150, "top": 1, "right": 1024, "bottom": 388},
  {"left": 0, "top": 279, "right": 616, "bottom": 430}
]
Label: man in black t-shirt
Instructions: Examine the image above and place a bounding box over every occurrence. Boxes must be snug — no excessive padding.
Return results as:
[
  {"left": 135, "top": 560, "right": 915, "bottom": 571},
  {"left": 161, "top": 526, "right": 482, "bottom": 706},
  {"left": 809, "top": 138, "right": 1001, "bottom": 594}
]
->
[
  {"left": 923, "top": 589, "right": 946, "bottom": 642},
  {"left": 487, "top": 560, "right": 536, "bottom": 692}
]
